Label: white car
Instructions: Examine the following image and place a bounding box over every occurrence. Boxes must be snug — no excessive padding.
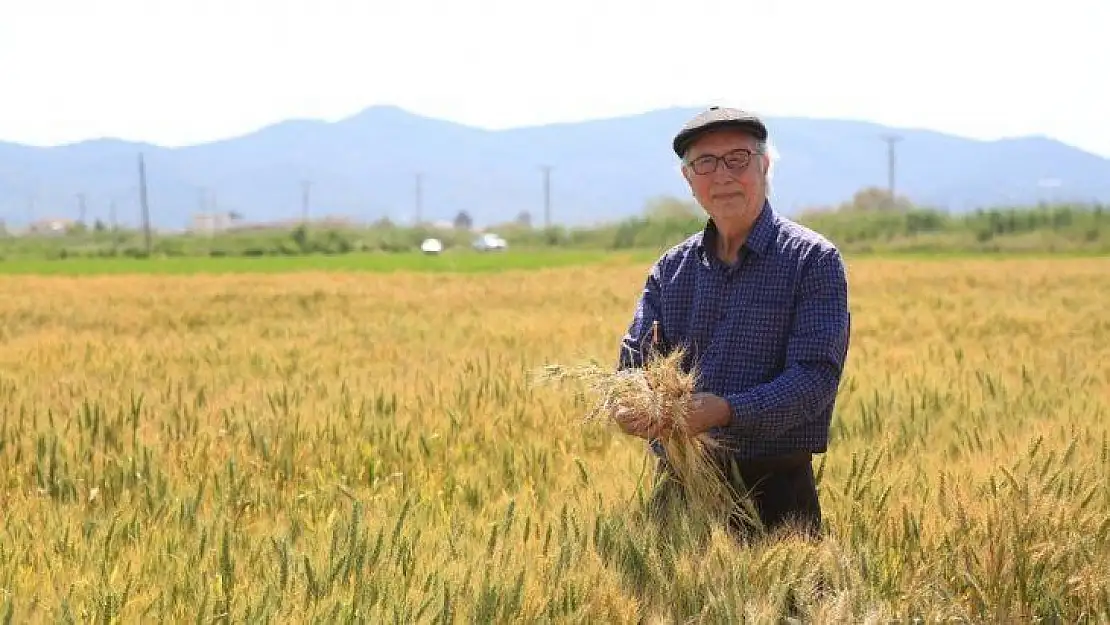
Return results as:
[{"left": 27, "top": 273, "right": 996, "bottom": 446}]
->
[
  {"left": 472, "top": 233, "right": 507, "bottom": 252},
  {"left": 420, "top": 238, "right": 444, "bottom": 255}
]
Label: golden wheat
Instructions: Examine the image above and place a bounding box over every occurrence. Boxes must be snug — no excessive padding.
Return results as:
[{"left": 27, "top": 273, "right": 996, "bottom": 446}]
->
[
  {"left": 0, "top": 257, "right": 1107, "bottom": 622},
  {"left": 536, "top": 345, "right": 749, "bottom": 536}
]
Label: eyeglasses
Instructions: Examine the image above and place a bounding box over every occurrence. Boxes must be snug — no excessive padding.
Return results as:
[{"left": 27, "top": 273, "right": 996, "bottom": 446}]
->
[{"left": 685, "top": 148, "right": 762, "bottom": 175}]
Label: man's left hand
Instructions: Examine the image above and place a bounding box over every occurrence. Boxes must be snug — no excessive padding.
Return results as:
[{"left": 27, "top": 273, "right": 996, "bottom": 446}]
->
[{"left": 685, "top": 393, "right": 732, "bottom": 435}]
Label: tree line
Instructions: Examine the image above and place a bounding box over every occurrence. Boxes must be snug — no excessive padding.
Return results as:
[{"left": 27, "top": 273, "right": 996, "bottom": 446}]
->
[{"left": 0, "top": 187, "right": 1106, "bottom": 261}]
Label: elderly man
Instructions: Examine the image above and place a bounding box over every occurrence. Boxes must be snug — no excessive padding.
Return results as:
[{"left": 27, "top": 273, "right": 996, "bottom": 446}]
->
[{"left": 613, "top": 106, "right": 851, "bottom": 539}]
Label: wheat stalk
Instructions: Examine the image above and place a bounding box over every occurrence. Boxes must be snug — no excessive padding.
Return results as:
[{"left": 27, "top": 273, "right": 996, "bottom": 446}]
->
[{"left": 537, "top": 346, "right": 746, "bottom": 529}]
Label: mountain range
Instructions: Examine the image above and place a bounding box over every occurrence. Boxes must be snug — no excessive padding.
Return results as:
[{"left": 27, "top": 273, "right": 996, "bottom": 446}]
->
[{"left": 1, "top": 105, "right": 1108, "bottom": 231}]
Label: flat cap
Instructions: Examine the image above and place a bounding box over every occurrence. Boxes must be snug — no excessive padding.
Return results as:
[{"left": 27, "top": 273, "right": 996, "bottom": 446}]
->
[{"left": 672, "top": 106, "right": 769, "bottom": 157}]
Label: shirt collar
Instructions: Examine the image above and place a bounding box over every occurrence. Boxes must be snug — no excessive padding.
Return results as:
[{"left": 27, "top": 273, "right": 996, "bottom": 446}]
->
[{"left": 697, "top": 200, "right": 777, "bottom": 264}]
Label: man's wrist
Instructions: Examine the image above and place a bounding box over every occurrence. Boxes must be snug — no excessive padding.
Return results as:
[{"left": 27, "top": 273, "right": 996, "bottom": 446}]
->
[
  {"left": 712, "top": 391, "right": 758, "bottom": 438},
  {"left": 713, "top": 394, "right": 733, "bottom": 428},
  {"left": 688, "top": 394, "right": 734, "bottom": 436}
]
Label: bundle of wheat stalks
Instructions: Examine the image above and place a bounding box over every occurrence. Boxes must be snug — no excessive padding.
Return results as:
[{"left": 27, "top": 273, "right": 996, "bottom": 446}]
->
[{"left": 538, "top": 345, "right": 744, "bottom": 528}]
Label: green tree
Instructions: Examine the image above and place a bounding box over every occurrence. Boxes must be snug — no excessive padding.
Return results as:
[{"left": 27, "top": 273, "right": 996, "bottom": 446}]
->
[
  {"left": 453, "top": 211, "right": 473, "bottom": 230},
  {"left": 643, "top": 195, "right": 701, "bottom": 221}
]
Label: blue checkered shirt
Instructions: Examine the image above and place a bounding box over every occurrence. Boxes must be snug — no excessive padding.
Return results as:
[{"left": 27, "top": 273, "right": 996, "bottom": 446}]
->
[{"left": 617, "top": 201, "right": 851, "bottom": 460}]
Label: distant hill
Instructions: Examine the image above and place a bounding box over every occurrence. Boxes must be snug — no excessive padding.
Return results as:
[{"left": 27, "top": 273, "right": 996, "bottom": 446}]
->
[{"left": 1, "top": 105, "right": 1108, "bottom": 230}]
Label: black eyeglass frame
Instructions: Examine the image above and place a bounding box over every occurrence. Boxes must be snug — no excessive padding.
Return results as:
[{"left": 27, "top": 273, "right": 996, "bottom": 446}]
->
[{"left": 683, "top": 147, "right": 764, "bottom": 175}]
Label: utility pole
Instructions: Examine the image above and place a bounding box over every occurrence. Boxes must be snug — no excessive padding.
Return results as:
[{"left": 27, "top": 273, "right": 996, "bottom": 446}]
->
[
  {"left": 301, "top": 180, "right": 312, "bottom": 225},
  {"left": 540, "top": 165, "right": 552, "bottom": 228},
  {"left": 138, "top": 153, "right": 152, "bottom": 255},
  {"left": 77, "top": 192, "right": 87, "bottom": 226},
  {"left": 109, "top": 199, "right": 117, "bottom": 231},
  {"left": 881, "top": 134, "right": 902, "bottom": 207},
  {"left": 414, "top": 172, "right": 423, "bottom": 225}
]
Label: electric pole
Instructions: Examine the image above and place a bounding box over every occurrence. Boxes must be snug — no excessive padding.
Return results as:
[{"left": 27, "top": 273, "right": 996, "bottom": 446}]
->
[
  {"left": 76, "top": 192, "right": 87, "bottom": 226},
  {"left": 541, "top": 165, "right": 552, "bottom": 228},
  {"left": 301, "top": 180, "right": 312, "bottom": 225},
  {"left": 138, "top": 153, "right": 152, "bottom": 255},
  {"left": 414, "top": 172, "right": 423, "bottom": 225},
  {"left": 881, "top": 134, "right": 902, "bottom": 207}
]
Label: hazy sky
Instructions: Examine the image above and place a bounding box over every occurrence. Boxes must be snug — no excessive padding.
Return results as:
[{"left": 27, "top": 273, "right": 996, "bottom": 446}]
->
[{"left": 2, "top": 0, "right": 1107, "bottom": 156}]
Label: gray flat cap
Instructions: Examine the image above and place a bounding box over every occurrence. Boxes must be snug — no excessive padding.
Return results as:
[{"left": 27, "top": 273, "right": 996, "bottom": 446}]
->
[{"left": 672, "top": 106, "right": 769, "bottom": 156}]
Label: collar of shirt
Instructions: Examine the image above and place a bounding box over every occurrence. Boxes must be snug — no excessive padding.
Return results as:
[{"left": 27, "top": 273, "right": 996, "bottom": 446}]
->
[{"left": 695, "top": 200, "right": 778, "bottom": 273}]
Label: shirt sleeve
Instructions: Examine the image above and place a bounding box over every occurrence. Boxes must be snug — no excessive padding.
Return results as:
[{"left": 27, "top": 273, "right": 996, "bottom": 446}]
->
[
  {"left": 715, "top": 247, "right": 851, "bottom": 442},
  {"left": 617, "top": 261, "right": 665, "bottom": 371}
]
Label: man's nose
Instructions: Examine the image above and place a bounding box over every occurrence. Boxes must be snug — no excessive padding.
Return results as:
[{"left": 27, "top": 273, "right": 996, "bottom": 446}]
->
[{"left": 710, "top": 166, "right": 739, "bottom": 183}]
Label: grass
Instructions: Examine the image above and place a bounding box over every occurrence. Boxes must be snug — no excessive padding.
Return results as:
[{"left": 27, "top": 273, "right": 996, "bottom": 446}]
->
[
  {"left": 3, "top": 245, "right": 1104, "bottom": 277},
  {"left": 0, "top": 248, "right": 660, "bottom": 276},
  {"left": 0, "top": 256, "right": 1108, "bottom": 622}
]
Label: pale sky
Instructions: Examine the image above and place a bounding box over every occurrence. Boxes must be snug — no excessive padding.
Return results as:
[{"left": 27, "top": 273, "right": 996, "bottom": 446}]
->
[{"left": 1, "top": 0, "right": 1108, "bottom": 156}]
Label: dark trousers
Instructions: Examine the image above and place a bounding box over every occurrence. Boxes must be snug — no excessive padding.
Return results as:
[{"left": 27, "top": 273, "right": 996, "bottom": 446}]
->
[{"left": 648, "top": 450, "right": 823, "bottom": 541}]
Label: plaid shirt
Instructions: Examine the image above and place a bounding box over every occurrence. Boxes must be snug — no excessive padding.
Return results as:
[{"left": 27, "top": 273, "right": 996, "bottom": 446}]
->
[{"left": 618, "top": 201, "right": 851, "bottom": 460}]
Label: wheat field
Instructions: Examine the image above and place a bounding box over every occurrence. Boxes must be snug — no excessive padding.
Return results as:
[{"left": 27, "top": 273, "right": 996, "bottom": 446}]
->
[{"left": 1, "top": 256, "right": 1108, "bottom": 623}]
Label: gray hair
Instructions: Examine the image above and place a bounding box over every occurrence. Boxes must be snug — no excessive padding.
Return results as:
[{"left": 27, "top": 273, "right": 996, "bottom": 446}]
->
[{"left": 762, "top": 138, "right": 779, "bottom": 196}]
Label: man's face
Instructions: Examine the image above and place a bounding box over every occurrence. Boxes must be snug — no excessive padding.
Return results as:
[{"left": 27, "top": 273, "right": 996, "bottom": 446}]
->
[{"left": 681, "top": 129, "right": 768, "bottom": 224}]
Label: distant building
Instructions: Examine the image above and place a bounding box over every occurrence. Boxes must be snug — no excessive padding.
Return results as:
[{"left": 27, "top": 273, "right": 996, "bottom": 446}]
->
[
  {"left": 190, "top": 212, "right": 233, "bottom": 235},
  {"left": 28, "top": 217, "right": 75, "bottom": 236}
]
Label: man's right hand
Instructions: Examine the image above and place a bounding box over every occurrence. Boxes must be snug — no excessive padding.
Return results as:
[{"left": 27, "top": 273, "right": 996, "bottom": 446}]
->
[{"left": 611, "top": 403, "right": 665, "bottom": 440}]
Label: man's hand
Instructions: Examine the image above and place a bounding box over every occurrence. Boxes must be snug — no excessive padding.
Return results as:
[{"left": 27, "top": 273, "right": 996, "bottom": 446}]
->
[
  {"left": 611, "top": 403, "right": 665, "bottom": 440},
  {"left": 685, "top": 392, "right": 732, "bottom": 435},
  {"left": 610, "top": 392, "right": 732, "bottom": 440}
]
